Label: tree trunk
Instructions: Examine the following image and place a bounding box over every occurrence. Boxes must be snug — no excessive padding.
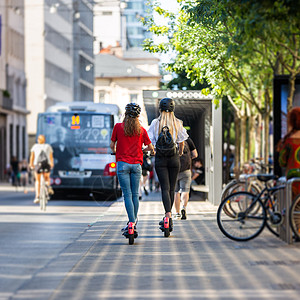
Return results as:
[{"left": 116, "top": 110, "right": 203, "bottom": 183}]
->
[
  {"left": 234, "top": 112, "right": 241, "bottom": 178},
  {"left": 248, "top": 114, "right": 255, "bottom": 161},
  {"left": 287, "top": 73, "right": 296, "bottom": 111},
  {"left": 255, "top": 114, "right": 262, "bottom": 159},
  {"left": 264, "top": 112, "right": 270, "bottom": 172},
  {"left": 240, "top": 114, "right": 247, "bottom": 167},
  {"left": 225, "top": 119, "right": 233, "bottom": 183}
]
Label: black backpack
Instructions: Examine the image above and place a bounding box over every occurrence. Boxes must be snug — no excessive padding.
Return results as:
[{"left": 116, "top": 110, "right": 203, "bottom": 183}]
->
[
  {"left": 37, "top": 150, "right": 49, "bottom": 168},
  {"left": 156, "top": 126, "right": 177, "bottom": 157}
]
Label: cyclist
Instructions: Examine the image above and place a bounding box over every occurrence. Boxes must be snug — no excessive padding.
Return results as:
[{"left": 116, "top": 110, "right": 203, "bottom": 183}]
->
[
  {"left": 148, "top": 98, "right": 188, "bottom": 233},
  {"left": 110, "top": 103, "right": 154, "bottom": 236},
  {"left": 29, "top": 134, "right": 54, "bottom": 204}
]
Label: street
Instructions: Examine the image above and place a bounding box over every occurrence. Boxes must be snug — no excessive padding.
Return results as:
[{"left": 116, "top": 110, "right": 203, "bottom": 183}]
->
[{"left": 1, "top": 187, "right": 300, "bottom": 299}]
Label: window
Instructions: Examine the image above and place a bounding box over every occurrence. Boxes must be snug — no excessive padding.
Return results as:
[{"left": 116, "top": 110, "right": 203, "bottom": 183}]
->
[
  {"left": 45, "top": 24, "right": 71, "bottom": 54},
  {"left": 45, "top": 61, "right": 71, "bottom": 87},
  {"left": 98, "top": 91, "right": 106, "bottom": 102}
]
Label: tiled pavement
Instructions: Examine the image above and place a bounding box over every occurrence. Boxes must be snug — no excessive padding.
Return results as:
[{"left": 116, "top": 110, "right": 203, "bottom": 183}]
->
[{"left": 3, "top": 191, "right": 300, "bottom": 300}]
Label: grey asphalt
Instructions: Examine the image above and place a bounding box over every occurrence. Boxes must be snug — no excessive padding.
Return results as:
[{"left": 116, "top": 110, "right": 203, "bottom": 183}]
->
[{"left": 0, "top": 187, "right": 300, "bottom": 300}]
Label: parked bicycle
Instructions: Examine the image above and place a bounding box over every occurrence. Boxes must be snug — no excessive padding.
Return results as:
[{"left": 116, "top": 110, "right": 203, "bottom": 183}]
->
[{"left": 217, "top": 174, "right": 287, "bottom": 241}]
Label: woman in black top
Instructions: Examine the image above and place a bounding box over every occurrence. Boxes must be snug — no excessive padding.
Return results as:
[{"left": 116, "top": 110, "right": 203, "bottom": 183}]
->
[{"left": 148, "top": 98, "right": 188, "bottom": 233}]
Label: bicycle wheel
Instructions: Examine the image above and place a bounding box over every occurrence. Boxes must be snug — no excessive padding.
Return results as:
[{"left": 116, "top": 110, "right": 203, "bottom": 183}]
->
[
  {"left": 221, "top": 181, "right": 242, "bottom": 218},
  {"left": 221, "top": 180, "right": 238, "bottom": 200},
  {"left": 290, "top": 194, "right": 300, "bottom": 240},
  {"left": 217, "top": 192, "right": 266, "bottom": 241},
  {"left": 40, "top": 177, "right": 46, "bottom": 211},
  {"left": 221, "top": 181, "right": 261, "bottom": 218}
]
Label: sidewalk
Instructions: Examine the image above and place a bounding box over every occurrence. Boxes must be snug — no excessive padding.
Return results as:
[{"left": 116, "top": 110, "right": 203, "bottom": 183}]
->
[
  {"left": 0, "top": 182, "right": 34, "bottom": 192},
  {"left": 9, "top": 191, "right": 297, "bottom": 300}
]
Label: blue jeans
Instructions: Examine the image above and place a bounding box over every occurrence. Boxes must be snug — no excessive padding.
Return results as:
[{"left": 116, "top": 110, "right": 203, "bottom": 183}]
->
[{"left": 117, "top": 161, "right": 142, "bottom": 223}]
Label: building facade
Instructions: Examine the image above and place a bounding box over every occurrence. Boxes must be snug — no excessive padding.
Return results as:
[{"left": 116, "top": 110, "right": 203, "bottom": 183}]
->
[
  {"left": 25, "top": 0, "right": 94, "bottom": 146},
  {"left": 0, "top": 0, "right": 28, "bottom": 181},
  {"left": 72, "top": 0, "right": 94, "bottom": 102},
  {"left": 93, "top": 0, "right": 151, "bottom": 52},
  {"left": 94, "top": 48, "right": 160, "bottom": 127}
]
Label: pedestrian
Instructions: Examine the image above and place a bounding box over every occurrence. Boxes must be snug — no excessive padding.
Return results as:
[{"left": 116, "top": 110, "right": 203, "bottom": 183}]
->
[
  {"left": 140, "top": 151, "right": 153, "bottom": 199},
  {"left": 192, "top": 158, "right": 205, "bottom": 185},
  {"left": 278, "top": 107, "right": 300, "bottom": 199},
  {"left": 174, "top": 137, "right": 198, "bottom": 220},
  {"left": 29, "top": 135, "right": 54, "bottom": 204},
  {"left": 110, "top": 103, "right": 154, "bottom": 237},
  {"left": 10, "top": 156, "right": 20, "bottom": 187},
  {"left": 19, "top": 159, "right": 30, "bottom": 193},
  {"left": 148, "top": 98, "right": 188, "bottom": 233}
]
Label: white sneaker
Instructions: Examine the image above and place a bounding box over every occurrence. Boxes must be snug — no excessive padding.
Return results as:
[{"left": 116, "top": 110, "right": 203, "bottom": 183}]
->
[
  {"left": 174, "top": 213, "right": 181, "bottom": 220},
  {"left": 33, "top": 197, "right": 40, "bottom": 204}
]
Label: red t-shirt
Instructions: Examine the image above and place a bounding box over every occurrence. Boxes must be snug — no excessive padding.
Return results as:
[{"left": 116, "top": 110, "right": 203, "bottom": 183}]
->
[{"left": 111, "top": 123, "right": 151, "bottom": 165}]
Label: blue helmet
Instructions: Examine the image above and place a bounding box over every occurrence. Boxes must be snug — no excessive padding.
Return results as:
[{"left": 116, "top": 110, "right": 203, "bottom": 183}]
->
[
  {"left": 125, "top": 103, "right": 141, "bottom": 117},
  {"left": 159, "top": 98, "right": 175, "bottom": 112}
]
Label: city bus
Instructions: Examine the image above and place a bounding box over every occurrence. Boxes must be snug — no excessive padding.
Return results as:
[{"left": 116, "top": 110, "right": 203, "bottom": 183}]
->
[{"left": 36, "top": 102, "right": 122, "bottom": 200}]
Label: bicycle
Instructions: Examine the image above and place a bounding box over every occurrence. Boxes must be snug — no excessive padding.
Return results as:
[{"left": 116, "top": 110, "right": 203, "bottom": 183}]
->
[
  {"left": 39, "top": 173, "right": 49, "bottom": 211},
  {"left": 217, "top": 174, "right": 286, "bottom": 241}
]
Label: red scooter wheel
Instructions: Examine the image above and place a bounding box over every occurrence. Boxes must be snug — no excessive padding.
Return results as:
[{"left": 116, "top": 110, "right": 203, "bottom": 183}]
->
[
  {"left": 128, "top": 222, "right": 135, "bottom": 245},
  {"left": 164, "top": 217, "right": 170, "bottom": 237}
]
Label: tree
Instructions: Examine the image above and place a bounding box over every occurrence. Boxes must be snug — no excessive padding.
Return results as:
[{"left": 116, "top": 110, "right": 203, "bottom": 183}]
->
[{"left": 143, "top": 0, "right": 300, "bottom": 172}]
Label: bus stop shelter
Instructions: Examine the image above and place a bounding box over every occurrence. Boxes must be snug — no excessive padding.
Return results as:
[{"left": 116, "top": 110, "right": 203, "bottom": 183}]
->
[{"left": 143, "top": 90, "right": 222, "bottom": 206}]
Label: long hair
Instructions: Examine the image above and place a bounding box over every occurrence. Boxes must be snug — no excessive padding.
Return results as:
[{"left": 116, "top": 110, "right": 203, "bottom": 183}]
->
[
  {"left": 158, "top": 111, "right": 179, "bottom": 139},
  {"left": 123, "top": 114, "right": 142, "bottom": 136},
  {"left": 276, "top": 107, "right": 300, "bottom": 151}
]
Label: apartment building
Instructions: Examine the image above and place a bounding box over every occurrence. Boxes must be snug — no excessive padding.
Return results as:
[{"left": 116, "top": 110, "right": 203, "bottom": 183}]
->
[
  {"left": 0, "top": 0, "right": 28, "bottom": 181},
  {"left": 25, "top": 0, "right": 94, "bottom": 146}
]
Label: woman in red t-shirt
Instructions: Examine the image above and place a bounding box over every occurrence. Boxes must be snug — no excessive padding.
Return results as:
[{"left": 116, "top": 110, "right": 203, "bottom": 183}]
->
[
  {"left": 110, "top": 103, "right": 154, "bottom": 236},
  {"left": 278, "top": 107, "right": 300, "bottom": 199}
]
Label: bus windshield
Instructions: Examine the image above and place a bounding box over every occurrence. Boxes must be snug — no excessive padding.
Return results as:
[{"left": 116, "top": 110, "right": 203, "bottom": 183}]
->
[{"left": 37, "top": 112, "right": 114, "bottom": 174}]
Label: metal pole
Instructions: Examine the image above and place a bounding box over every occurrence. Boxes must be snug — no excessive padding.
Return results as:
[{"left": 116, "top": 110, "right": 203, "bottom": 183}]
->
[{"left": 286, "top": 178, "right": 300, "bottom": 244}]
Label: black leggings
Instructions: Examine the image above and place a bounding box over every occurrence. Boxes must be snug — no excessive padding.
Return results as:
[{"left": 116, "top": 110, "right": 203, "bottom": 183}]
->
[{"left": 155, "top": 154, "right": 180, "bottom": 213}]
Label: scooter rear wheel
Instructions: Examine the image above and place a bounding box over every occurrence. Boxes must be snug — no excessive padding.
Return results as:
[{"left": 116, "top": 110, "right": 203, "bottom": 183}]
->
[
  {"left": 129, "top": 234, "right": 134, "bottom": 245},
  {"left": 164, "top": 228, "right": 170, "bottom": 237}
]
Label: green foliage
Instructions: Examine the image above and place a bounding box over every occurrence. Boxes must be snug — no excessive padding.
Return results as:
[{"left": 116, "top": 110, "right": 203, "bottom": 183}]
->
[
  {"left": 2, "top": 90, "right": 10, "bottom": 98},
  {"left": 143, "top": 0, "right": 300, "bottom": 112}
]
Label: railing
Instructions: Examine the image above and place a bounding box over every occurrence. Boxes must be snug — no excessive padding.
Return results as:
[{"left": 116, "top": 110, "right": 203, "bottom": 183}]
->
[{"left": 281, "top": 178, "right": 300, "bottom": 244}]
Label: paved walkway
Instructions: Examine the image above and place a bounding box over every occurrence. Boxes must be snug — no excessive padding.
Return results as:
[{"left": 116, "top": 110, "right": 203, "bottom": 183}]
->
[{"left": 2, "top": 190, "right": 300, "bottom": 299}]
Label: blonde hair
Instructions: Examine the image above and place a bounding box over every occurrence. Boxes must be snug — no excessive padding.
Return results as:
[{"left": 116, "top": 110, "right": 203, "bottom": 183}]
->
[{"left": 158, "top": 111, "right": 179, "bottom": 139}]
